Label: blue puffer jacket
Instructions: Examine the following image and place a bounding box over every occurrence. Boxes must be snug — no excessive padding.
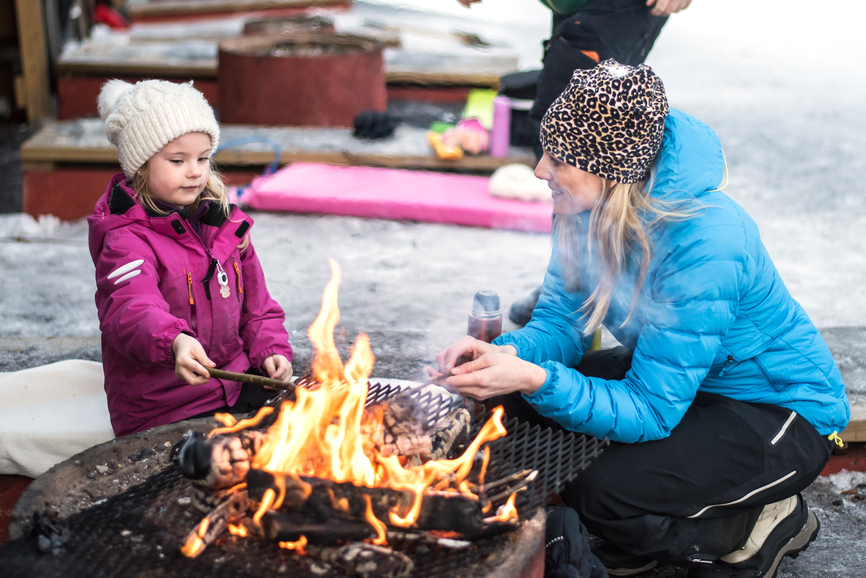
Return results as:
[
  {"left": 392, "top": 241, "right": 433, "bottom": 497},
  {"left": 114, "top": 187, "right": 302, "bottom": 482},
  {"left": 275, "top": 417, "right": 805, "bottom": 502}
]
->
[{"left": 495, "top": 110, "right": 850, "bottom": 443}]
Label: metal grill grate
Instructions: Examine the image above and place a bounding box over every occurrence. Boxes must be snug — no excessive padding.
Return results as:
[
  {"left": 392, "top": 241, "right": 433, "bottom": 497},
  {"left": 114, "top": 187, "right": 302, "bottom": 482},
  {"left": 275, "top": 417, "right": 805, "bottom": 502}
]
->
[{"left": 0, "top": 380, "right": 607, "bottom": 578}]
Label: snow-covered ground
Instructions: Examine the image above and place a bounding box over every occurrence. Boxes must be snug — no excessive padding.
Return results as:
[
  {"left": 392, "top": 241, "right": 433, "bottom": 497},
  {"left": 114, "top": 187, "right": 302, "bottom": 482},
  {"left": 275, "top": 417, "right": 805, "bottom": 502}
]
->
[{"left": 2, "top": 0, "right": 866, "bottom": 575}]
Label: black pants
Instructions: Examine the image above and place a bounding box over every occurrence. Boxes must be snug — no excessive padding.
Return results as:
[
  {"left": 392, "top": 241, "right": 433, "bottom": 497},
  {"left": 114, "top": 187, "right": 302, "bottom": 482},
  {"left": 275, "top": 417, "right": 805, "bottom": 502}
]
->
[
  {"left": 529, "top": 0, "right": 669, "bottom": 159},
  {"left": 488, "top": 348, "right": 833, "bottom": 568}
]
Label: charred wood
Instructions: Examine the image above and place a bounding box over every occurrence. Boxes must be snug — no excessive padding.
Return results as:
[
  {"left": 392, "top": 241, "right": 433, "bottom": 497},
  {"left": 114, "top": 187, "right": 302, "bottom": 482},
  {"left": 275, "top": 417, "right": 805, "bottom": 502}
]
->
[
  {"left": 429, "top": 408, "right": 470, "bottom": 460},
  {"left": 308, "top": 542, "right": 414, "bottom": 578},
  {"left": 260, "top": 511, "right": 376, "bottom": 543},
  {"left": 180, "top": 489, "right": 250, "bottom": 558},
  {"left": 370, "top": 395, "right": 433, "bottom": 459},
  {"left": 245, "top": 473, "right": 488, "bottom": 536}
]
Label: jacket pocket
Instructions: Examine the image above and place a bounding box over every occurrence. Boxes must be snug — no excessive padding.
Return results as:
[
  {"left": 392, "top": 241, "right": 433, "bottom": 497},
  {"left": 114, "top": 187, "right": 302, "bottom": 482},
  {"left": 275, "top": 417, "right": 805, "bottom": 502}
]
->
[{"left": 752, "top": 355, "right": 779, "bottom": 390}]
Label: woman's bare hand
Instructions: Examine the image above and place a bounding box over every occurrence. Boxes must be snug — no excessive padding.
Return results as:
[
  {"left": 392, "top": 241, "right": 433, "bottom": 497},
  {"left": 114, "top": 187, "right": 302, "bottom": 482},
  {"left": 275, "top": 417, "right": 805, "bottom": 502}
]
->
[
  {"left": 172, "top": 333, "right": 215, "bottom": 385},
  {"left": 646, "top": 0, "right": 692, "bottom": 16},
  {"left": 262, "top": 354, "right": 293, "bottom": 388},
  {"left": 443, "top": 352, "right": 548, "bottom": 400},
  {"left": 434, "top": 335, "right": 512, "bottom": 377}
]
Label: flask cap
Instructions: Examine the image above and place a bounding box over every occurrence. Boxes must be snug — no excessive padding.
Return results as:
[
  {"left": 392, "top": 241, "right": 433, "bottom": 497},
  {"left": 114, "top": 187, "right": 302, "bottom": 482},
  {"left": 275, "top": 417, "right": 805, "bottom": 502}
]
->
[{"left": 472, "top": 290, "right": 500, "bottom": 314}]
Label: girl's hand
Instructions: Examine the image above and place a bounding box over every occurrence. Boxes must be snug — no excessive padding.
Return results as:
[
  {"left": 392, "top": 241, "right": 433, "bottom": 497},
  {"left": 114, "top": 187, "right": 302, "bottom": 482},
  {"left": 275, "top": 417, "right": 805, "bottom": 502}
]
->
[
  {"left": 443, "top": 352, "right": 548, "bottom": 400},
  {"left": 262, "top": 354, "right": 293, "bottom": 387},
  {"left": 172, "top": 333, "right": 215, "bottom": 385}
]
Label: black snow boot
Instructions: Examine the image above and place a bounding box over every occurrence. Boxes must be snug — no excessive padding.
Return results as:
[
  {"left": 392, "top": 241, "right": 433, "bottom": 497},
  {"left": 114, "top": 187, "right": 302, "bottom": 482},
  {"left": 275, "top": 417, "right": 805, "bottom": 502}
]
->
[
  {"left": 545, "top": 506, "right": 609, "bottom": 578},
  {"left": 687, "top": 495, "right": 819, "bottom": 578},
  {"left": 509, "top": 286, "right": 543, "bottom": 326}
]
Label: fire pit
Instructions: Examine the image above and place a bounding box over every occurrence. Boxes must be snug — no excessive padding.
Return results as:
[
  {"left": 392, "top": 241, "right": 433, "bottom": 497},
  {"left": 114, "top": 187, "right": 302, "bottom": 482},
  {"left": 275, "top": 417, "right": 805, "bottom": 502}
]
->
[
  {"left": 2, "top": 385, "right": 604, "bottom": 578},
  {"left": 1, "top": 261, "right": 608, "bottom": 577}
]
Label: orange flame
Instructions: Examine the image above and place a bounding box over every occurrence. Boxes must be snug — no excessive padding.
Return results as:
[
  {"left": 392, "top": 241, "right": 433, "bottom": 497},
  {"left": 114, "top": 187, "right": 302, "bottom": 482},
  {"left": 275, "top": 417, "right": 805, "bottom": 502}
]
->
[
  {"left": 197, "top": 518, "right": 210, "bottom": 538},
  {"left": 209, "top": 407, "right": 274, "bottom": 437},
  {"left": 363, "top": 495, "right": 388, "bottom": 545},
  {"left": 181, "top": 533, "right": 205, "bottom": 558},
  {"left": 488, "top": 492, "right": 519, "bottom": 523},
  {"left": 279, "top": 535, "right": 307, "bottom": 554},
  {"left": 227, "top": 523, "right": 248, "bottom": 537},
  {"left": 224, "top": 260, "right": 510, "bottom": 545}
]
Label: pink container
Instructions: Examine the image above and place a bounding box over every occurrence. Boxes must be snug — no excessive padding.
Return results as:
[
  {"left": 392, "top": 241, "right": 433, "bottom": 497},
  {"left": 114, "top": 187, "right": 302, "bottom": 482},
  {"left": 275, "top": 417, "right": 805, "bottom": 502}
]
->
[{"left": 490, "top": 96, "right": 512, "bottom": 157}]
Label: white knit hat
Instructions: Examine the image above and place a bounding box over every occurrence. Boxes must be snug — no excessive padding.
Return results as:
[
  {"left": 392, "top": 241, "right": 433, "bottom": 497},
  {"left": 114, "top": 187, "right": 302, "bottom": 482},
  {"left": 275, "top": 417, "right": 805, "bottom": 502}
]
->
[{"left": 98, "top": 79, "right": 220, "bottom": 178}]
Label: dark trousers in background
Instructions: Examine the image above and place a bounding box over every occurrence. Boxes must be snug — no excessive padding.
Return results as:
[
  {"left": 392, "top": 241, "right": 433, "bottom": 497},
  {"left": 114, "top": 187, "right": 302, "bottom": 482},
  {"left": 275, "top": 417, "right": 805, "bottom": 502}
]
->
[
  {"left": 488, "top": 347, "right": 833, "bottom": 567},
  {"left": 529, "top": 0, "right": 669, "bottom": 158},
  {"left": 191, "top": 367, "right": 277, "bottom": 419}
]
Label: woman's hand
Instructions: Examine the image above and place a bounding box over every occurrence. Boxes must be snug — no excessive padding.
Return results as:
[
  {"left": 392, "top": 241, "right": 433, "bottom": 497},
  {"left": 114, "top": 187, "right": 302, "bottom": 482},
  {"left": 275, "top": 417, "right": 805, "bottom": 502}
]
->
[
  {"left": 262, "top": 354, "right": 293, "bottom": 387},
  {"left": 445, "top": 352, "right": 548, "bottom": 400},
  {"left": 172, "top": 333, "right": 215, "bottom": 385},
  {"left": 434, "top": 335, "right": 507, "bottom": 376},
  {"left": 432, "top": 335, "right": 547, "bottom": 400}
]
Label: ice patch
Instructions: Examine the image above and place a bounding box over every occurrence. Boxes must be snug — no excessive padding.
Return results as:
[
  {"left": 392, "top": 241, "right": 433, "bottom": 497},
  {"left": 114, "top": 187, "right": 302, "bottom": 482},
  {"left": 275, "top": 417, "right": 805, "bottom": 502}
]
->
[{"left": 825, "top": 469, "right": 866, "bottom": 493}]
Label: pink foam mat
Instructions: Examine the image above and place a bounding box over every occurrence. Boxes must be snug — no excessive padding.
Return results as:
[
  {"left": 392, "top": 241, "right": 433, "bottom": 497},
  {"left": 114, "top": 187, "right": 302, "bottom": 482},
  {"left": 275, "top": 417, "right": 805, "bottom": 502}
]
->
[{"left": 236, "top": 163, "right": 553, "bottom": 233}]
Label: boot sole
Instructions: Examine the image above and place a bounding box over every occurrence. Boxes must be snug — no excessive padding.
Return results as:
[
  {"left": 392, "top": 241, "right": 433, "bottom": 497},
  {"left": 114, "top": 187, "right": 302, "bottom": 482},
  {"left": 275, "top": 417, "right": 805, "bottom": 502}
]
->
[
  {"left": 607, "top": 560, "right": 659, "bottom": 576},
  {"left": 760, "top": 509, "right": 819, "bottom": 578}
]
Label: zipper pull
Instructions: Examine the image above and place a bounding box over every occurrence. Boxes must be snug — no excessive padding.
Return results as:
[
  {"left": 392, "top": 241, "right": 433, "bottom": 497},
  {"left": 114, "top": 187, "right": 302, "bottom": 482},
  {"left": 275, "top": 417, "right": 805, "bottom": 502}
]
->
[
  {"left": 828, "top": 431, "right": 845, "bottom": 448},
  {"left": 233, "top": 261, "right": 243, "bottom": 294},
  {"left": 216, "top": 261, "right": 230, "bottom": 298},
  {"left": 186, "top": 271, "right": 194, "bottom": 305},
  {"left": 718, "top": 355, "right": 735, "bottom": 377}
]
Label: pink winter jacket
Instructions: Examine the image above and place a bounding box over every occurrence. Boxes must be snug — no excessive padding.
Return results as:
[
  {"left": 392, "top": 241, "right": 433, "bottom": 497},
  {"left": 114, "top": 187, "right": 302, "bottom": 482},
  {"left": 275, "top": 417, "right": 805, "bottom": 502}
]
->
[{"left": 88, "top": 174, "right": 292, "bottom": 436}]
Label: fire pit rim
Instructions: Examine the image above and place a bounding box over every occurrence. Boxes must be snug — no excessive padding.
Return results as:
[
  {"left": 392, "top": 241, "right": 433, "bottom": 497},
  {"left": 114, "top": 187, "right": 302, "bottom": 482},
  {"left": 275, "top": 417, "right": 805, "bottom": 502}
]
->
[{"left": 9, "top": 417, "right": 218, "bottom": 541}]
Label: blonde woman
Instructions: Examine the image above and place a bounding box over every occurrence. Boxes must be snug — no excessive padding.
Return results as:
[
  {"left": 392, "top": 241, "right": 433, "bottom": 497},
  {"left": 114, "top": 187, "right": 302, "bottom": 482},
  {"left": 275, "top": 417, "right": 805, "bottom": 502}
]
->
[
  {"left": 89, "top": 79, "right": 292, "bottom": 437},
  {"left": 435, "top": 61, "right": 848, "bottom": 577}
]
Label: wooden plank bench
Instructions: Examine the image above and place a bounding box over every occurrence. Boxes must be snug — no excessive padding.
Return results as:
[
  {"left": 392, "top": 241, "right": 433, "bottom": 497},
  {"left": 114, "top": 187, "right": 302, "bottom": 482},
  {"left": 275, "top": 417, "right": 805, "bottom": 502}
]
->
[{"left": 20, "top": 119, "right": 536, "bottom": 221}]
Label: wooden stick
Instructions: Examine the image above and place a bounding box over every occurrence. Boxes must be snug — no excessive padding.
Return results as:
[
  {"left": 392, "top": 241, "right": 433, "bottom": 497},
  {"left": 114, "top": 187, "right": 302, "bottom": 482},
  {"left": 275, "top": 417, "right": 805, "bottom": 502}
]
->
[{"left": 205, "top": 367, "right": 296, "bottom": 392}]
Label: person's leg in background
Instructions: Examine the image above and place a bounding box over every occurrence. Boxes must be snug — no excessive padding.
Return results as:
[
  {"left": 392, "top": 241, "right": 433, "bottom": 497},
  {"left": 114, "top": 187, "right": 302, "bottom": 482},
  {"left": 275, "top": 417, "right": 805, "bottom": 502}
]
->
[{"left": 511, "top": 0, "right": 669, "bottom": 326}]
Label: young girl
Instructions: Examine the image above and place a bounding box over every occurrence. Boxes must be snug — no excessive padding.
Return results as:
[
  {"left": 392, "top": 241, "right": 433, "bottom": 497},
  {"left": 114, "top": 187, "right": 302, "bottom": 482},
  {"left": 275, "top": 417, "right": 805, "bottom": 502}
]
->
[
  {"left": 435, "top": 61, "right": 849, "bottom": 577},
  {"left": 88, "top": 79, "right": 293, "bottom": 437}
]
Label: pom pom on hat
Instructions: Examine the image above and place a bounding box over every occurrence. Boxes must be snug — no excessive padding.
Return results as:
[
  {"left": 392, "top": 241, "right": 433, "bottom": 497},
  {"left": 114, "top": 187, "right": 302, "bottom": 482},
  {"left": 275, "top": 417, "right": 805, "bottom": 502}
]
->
[
  {"left": 98, "top": 79, "right": 132, "bottom": 123},
  {"left": 98, "top": 79, "right": 220, "bottom": 178}
]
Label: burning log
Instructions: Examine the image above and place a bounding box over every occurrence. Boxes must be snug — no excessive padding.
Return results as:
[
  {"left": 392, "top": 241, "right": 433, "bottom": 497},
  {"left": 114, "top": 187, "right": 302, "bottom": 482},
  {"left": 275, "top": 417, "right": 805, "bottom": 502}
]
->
[
  {"left": 180, "top": 489, "right": 250, "bottom": 558},
  {"left": 429, "top": 407, "right": 471, "bottom": 460},
  {"left": 371, "top": 394, "right": 433, "bottom": 460},
  {"left": 177, "top": 430, "right": 267, "bottom": 513},
  {"left": 246, "top": 473, "right": 489, "bottom": 536},
  {"left": 261, "top": 511, "right": 376, "bottom": 543}
]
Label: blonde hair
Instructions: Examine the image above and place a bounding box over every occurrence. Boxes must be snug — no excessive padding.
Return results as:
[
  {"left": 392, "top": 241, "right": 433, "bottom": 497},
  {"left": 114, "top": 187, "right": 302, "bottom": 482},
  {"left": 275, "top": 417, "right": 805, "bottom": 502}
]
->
[
  {"left": 130, "top": 161, "right": 250, "bottom": 251},
  {"left": 556, "top": 168, "right": 697, "bottom": 335}
]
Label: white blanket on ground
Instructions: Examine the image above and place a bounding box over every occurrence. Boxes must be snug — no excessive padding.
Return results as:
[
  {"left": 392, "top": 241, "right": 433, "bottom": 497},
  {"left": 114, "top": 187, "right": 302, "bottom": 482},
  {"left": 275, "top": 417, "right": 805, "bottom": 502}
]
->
[{"left": 0, "top": 360, "right": 114, "bottom": 478}]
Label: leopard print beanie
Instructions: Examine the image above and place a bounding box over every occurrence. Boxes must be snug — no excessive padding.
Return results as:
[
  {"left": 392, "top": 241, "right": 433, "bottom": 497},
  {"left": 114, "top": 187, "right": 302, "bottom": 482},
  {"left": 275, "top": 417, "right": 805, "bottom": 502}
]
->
[{"left": 539, "top": 59, "right": 669, "bottom": 184}]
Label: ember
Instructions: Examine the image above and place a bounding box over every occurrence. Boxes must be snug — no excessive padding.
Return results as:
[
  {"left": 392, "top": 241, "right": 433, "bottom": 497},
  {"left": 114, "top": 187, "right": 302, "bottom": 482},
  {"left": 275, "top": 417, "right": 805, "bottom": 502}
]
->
[{"left": 177, "top": 260, "right": 520, "bottom": 569}]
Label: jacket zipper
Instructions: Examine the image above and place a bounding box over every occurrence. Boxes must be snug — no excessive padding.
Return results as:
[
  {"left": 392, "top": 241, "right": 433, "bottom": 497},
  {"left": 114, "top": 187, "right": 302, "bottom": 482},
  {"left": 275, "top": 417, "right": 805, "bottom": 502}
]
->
[
  {"left": 192, "top": 208, "right": 238, "bottom": 300},
  {"left": 184, "top": 268, "right": 197, "bottom": 332},
  {"left": 233, "top": 261, "right": 243, "bottom": 295},
  {"left": 185, "top": 271, "right": 195, "bottom": 305},
  {"left": 202, "top": 258, "right": 217, "bottom": 300},
  {"left": 718, "top": 355, "right": 735, "bottom": 376}
]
